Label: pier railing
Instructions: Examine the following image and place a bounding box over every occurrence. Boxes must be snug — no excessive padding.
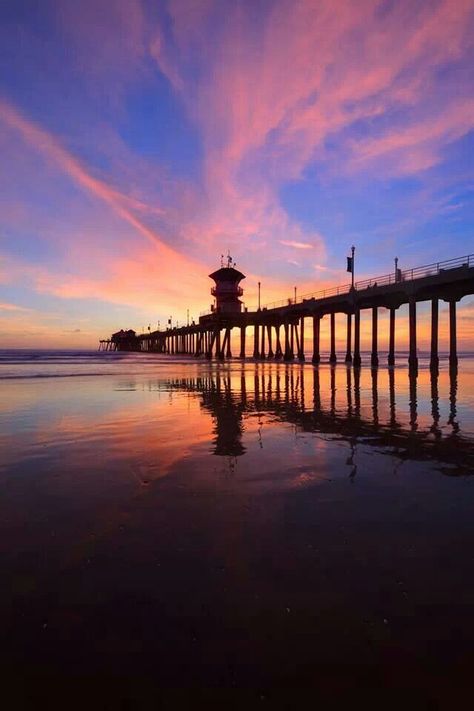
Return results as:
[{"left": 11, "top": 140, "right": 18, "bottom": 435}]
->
[{"left": 261, "top": 253, "right": 474, "bottom": 311}]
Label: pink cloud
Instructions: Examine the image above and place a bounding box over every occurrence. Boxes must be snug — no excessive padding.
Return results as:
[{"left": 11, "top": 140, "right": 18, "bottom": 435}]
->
[
  {"left": 146, "top": 0, "right": 474, "bottom": 272},
  {"left": 0, "top": 99, "right": 172, "bottom": 251},
  {"left": 0, "top": 97, "right": 225, "bottom": 310},
  {"left": 348, "top": 98, "right": 474, "bottom": 175}
]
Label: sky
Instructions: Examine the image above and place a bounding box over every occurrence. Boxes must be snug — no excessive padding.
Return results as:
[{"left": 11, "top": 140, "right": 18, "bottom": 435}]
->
[{"left": 1, "top": 0, "right": 474, "bottom": 349}]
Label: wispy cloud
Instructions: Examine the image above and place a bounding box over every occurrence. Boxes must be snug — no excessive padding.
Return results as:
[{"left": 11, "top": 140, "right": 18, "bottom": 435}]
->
[
  {"left": 280, "top": 240, "right": 314, "bottom": 250},
  {"left": 314, "top": 264, "right": 345, "bottom": 275},
  {"left": 0, "top": 302, "right": 32, "bottom": 313},
  {"left": 0, "top": 98, "right": 172, "bottom": 252}
]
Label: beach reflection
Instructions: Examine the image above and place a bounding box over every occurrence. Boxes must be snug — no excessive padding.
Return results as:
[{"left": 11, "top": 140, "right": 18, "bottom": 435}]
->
[
  {"left": 163, "top": 364, "right": 473, "bottom": 476},
  {"left": 1, "top": 362, "right": 474, "bottom": 481}
]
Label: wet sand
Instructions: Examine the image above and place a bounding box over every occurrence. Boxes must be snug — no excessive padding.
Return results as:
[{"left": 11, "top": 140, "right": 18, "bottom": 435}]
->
[{"left": 1, "top": 353, "right": 474, "bottom": 707}]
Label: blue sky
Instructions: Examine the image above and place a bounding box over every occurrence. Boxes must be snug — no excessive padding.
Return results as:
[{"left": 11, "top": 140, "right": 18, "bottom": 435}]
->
[{"left": 0, "top": 0, "right": 473, "bottom": 347}]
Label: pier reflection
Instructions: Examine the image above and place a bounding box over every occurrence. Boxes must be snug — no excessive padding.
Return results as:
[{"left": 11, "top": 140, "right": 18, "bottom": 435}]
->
[{"left": 166, "top": 365, "right": 473, "bottom": 475}]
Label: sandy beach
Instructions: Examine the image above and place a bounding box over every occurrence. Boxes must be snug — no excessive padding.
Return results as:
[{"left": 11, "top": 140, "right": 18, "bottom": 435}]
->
[{"left": 1, "top": 351, "right": 474, "bottom": 705}]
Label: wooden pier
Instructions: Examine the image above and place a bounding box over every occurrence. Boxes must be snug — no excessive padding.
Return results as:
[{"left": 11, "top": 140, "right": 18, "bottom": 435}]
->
[{"left": 100, "top": 254, "right": 474, "bottom": 373}]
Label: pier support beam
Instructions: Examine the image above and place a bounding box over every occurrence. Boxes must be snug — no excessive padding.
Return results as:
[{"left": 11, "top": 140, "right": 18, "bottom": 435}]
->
[
  {"left": 430, "top": 299, "right": 439, "bottom": 372},
  {"left": 298, "top": 318, "right": 305, "bottom": 361},
  {"left": 345, "top": 313, "right": 352, "bottom": 363},
  {"left": 275, "top": 325, "right": 283, "bottom": 359},
  {"left": 388, "top": 308, "right": 396, "bottom": 366},
  {"left": 330, "top": 313, "right": 337, "bottom": 364},
  {"left": 226, "top": 328, "right": 232, "bottom": 358},
  {"left": 240, "top": 326, "right": 246, "bottom": 359},
  {"left": 284, "top": 322, "right": 292, "bottom": 361},
  {"left": 253, "top": 325, "right": 259, "bottom": 359},
  {"left": 409, "top": 298, "right": 418, "bottom": 373},
  {"left": 267, "top": 325, "right": 274, "bottom": 359},
  {"left": 371, "top": 307, "right": 379, "bottom": 368},
  {"left": 206, "top": 330, "right": 214, "bottom": 359},
  {"left": 294, "top": 322, "right": 301, "bottom": 359},
  {"left": 353, "top": 308, "right": 361, "bottom": 368},
  {"left": 449, "top": 300, "right": 458, "bottom": 371},
  {"left": 312, "top": 314, "right": 320, "bottom": 364},
  {"left": 216, "top": 328, "right": 224, "bottom": 360},
  {"left": 261, "top": 322, "right": 266, "bottom": 359}
]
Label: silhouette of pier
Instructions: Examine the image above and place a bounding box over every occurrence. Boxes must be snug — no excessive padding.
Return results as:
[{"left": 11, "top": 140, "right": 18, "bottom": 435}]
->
[{"left": 99, "top": 253, "right": 474, "bottom": 373}]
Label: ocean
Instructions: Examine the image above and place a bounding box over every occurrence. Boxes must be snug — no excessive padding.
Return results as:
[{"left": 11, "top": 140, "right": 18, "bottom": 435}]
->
[{"left": 1, "top": 349, "right": 474, "bottom": 705}]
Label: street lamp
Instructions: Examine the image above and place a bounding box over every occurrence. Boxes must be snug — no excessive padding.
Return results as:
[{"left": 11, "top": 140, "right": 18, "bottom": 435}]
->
[{"left": 258, "top": 281, "right": 261, "bottom": 310}]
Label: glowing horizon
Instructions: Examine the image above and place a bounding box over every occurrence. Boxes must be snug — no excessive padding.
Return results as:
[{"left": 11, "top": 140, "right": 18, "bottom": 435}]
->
[{"left": 1, "top": 0, "right": 474, "bottom": 349}]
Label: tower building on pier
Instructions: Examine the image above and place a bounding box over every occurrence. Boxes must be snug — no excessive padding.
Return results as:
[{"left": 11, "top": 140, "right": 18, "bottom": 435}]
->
[{"left": 209, "top": 254, "right": 245, "bottom": 314}]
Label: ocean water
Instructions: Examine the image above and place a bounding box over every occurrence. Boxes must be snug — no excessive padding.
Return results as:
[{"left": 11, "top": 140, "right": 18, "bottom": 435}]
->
[{"left": 1, "top": 349, "right": 474, "bottom": 705}]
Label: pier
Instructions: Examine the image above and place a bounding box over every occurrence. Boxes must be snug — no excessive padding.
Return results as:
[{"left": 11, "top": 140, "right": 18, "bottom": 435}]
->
[{"left": 99, "top": 253, "right": 474, "bottom": 373}]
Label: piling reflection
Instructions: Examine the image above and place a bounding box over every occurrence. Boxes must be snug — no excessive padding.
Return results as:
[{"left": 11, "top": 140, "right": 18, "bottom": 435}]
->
[{"left": 166, "top": 364, "right": 474, "bottom": 475}]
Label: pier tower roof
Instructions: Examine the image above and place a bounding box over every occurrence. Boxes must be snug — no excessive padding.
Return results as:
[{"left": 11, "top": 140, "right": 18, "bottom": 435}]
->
[{"left": 209, "top": 266, "right": 246, "bottom": 283}]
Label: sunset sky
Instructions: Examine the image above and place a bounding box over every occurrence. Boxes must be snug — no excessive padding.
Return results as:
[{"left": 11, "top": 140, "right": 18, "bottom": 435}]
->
[{"left": 1, "top": 0, "right": 474, "bottom": 349}]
